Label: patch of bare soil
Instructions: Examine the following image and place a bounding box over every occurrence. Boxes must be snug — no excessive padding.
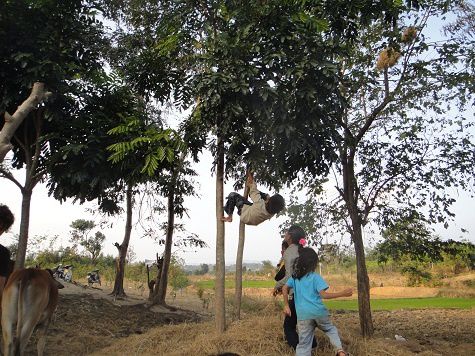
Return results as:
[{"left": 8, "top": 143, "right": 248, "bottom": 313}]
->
[
  {"left": 333, "top": 309, "right": 475, "bottom": 355},
  {"left": 370, "top": 286, "right": 439, "bottom": 298},
  {"left": 21, "top": 283, "right": 204, "bottom": 356}
]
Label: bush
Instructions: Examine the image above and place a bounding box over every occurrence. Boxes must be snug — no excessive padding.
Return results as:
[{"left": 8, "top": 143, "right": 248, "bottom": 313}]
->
[{"left": 401, "top": 265, "right": 432, "bottom": 286}]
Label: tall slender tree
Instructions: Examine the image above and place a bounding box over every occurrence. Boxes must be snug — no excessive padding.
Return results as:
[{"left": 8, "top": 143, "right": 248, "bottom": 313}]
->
[
  {"left": 286, "top": 0, "right": 475, "bottom": 336},
  {"left": 0, "top": 0, "right": 107, "bottom": 268}
]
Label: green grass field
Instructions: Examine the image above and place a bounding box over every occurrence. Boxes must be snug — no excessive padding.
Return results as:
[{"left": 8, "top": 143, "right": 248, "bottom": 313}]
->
[
  {"left": 325, "top": 297, "right": 475, "bottom": 310},
  {"left": 195, "top": 279, "right": 474, "bottom": 310}
]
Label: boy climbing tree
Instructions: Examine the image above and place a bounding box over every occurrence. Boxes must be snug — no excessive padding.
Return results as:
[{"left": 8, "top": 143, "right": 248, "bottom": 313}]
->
[{"left": 222, "top": 171, "right": 285, "bottom": 225}]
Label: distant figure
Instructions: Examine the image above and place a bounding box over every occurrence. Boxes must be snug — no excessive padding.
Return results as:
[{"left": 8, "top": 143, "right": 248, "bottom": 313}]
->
[
  {"left": 274, "top": 240, "right": 289, "bottom": 282},
  {"left": 283, "top": 247, "right": 352, "bottom": 356},
  {"left": 222, "top": 172, "right": 285, "bottom": 226},
  {"left": 0, "top": 204, "right": 14, "bottom": 296}
]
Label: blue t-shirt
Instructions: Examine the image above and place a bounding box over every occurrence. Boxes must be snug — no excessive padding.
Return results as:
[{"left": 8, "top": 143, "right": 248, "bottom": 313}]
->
[{"left": 286, "top": 272, "right": 329, "bottom": 320}]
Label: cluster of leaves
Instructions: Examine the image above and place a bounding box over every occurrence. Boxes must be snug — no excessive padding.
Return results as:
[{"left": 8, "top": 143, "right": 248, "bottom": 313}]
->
[
  {"left": 375, "top": 217, "right": 475, "bottom": 270},
  {"left": 69, "top": 219, "right": 106, "bottom": 262},
  {"left": 105, "top": 0, "right": 401, "bottom": 190},
  {"left": 0, "top": 0, "right": 107, "bottom": 169}
]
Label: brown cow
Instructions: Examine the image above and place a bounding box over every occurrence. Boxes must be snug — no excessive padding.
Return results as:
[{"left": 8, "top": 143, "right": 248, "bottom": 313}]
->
[{"left": 1, "top": 268, "right": 63, "bottom": 356}]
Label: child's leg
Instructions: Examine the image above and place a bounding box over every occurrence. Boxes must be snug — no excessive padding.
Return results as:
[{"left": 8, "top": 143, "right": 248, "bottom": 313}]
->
[
  {"left": 222, "top": 192, "right": 244, "bottom": 222},
  {"left": 315, "top": 316, "right": 344, "bottom": 353},
  {"left": 283, "top": 297, "right": 299, "bottom": 349},
  {"left": 295, "top": 319, "right": 315, "bottom": 356}
]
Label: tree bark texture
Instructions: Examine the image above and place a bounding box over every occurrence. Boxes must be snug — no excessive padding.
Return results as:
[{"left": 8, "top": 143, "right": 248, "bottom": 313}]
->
[
  {"left": 215, "top": 136, "right": 226, "bottom": 333},
  {"left": 342, "top": 155, "right": 374, "bottom": 337},
  {"left": 233, "top": 180, "right": 250, "bottom": 320},
  {"left": 352, "top": 223, "right": 374, "bottom": 337},
  {"left": 14, "top": 189, "right": 32, "bottom": 269},
  {"left": 152, "top": 186, "right": 175, "bottom": 305},
  {"left": 0, "top": 82, "right": 51, "bottom": 162},
  {"left": 14, "top": 111, "right": 43, "bottom": 269},
  {"left": 111, "top": 186, "right": 133, "bottom": 297},
  {"left": 148, "top": 255, "right": 163, "bottom": 301}
]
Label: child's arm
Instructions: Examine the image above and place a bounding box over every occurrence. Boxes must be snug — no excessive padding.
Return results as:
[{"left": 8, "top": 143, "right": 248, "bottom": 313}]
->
[
  {"left": 282, "top": 285, "right": 292, "bottom": 316},
  {"left": 246, "top": 171, "right": 254, "bottom": 185},
  {"left": 320, "top": 288, "right": 353, "bottom": 299},
  {"left": 246, "top": 172, "right": 262, "bottom": 203}
]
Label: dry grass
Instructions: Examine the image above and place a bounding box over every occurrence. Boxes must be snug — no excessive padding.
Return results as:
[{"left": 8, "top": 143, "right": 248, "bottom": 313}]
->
[{"left": 90, "top": 295, "right": 475, "bottom": 356}]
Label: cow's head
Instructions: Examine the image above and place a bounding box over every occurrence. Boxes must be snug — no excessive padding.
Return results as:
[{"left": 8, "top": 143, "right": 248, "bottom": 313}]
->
[{"left": 45, "top": 268, "right": 65, "bottom": 289}]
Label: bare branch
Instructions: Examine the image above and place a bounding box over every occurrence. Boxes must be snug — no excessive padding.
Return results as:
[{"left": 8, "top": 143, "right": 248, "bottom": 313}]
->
[{"left": 0, "top": 82, "right": 52, "bottom": 162}]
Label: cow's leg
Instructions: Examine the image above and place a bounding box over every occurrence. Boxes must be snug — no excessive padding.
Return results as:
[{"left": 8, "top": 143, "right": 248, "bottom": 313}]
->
[
  {"left": 1, "top": 285, "right": 18, "bottom": 356},
  {"left": 2, "top": 318, "right": 14, "bottom": 356},
  {"left": 17, "top": 299, "right": 45, "bottom": 356},
  {"left": 35, "top": 318, "right": 51, "bottom": 356}
]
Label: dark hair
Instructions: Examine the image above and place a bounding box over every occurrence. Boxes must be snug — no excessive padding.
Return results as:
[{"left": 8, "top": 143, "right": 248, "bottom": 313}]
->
[
  {"left": 266, "top": 194, "right": 285, "bottom": 214},
  {"left": 281, "top": 240, "right": 289, "bottom": 249},
  {"left": 293, "top": 247, "right": 318, "bottom": 279},
  {"left": 0, "top": 204, "right": 14, "bottom": 232},
  {"left": 287, "top": 225, "right": 305, "bottom": 246}
]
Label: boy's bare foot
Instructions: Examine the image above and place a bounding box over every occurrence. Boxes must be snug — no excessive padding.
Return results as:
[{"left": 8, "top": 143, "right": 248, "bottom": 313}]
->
[{"left": 221, "top": 216, "right": 233, "bottom": 222}]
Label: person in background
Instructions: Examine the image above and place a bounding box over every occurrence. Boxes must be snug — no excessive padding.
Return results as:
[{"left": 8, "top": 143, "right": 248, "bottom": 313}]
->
[
  {"left": 0, "top": 204, "right": 15, "bottom": 297},
  {"left": 274, "top": 240, "right": 289, "bottom": 282}
]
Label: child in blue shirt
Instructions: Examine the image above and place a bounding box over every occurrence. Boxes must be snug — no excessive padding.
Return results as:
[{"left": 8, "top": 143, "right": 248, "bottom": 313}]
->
[{"left": 282, "top": 247, "right": 352, "bottom": 356}]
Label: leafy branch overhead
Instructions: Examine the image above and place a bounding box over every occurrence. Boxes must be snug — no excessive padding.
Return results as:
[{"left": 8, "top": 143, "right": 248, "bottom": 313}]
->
[{"left": 107, "top": 116, "right": 184, "bottom": 177}]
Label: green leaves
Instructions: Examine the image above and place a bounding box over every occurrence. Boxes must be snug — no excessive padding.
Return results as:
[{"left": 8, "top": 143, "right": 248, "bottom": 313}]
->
[{"left": 107, "top": 117, "right": 182, "bottom": 177}]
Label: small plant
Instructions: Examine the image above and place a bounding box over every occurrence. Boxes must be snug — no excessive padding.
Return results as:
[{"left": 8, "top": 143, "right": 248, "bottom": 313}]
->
[
  {"left": 197, "top": 287, "right": 204, "bottom": 300},
  {"left": 462, "top": 279, "right": 475, "bottom": 288}
]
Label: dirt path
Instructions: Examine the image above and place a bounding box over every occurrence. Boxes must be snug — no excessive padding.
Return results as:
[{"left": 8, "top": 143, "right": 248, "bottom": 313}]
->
[{"left": 23, "top": 283, "right": 204, "bottom": 356}]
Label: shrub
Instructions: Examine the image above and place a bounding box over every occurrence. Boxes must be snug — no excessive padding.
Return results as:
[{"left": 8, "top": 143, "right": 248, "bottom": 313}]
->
[{"left": 401, "top": 265, "right": 432, "bottom": 286}]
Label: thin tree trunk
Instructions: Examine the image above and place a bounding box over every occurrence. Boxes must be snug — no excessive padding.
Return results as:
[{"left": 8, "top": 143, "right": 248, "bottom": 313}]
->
[
  {"left": 215, "top": 136, "right": 226, "bottom": 332},
  {"left": 150, "top": 152, "right": 185, "bottom": 306},
  {"left": 152, "top": 186, "right": 175, "bottom": 305},
  {"left": 352, "top": 223, "right": 373, "bottom": 337},
  {"left": 15, "top": 189, "right": 32, "bottom": 269},
  {"left": 111, "top": 185, "right": 133, "bottom": 297},
  {"left": 233, "top": 181, "right": 250, "bottom": 320},
  {"left": 13, "top": 110, "right": 43, "bottom": 269},
  {"left": 342, "top": 155, "right": 374, "bottom": 337}
]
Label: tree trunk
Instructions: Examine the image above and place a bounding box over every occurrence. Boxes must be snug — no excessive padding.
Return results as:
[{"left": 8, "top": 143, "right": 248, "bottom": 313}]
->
[
  {"left": 342, "top": 155, "right": 374, "bottom": 337},
  {"left": 111, "top": 186, "right": 133, "bottom": 297},
  {"left": 351, "top": 219, "right": 374, "bottom": 337},
  {"left": 12, "top": 109, "right": 43, "bottom": 269},
  {"left": 215, "top": 136, "right": 226, "bottom": 332},
  {"left": 14, "top": 189, "right": 32, "bottom": 269},
  {"left": 152, "top": 187, "right": 175, "bottom": 305},
  {"left": 0, "top": 82, "right": 51, "bottom": 162},
  {"left": 233, "top": 181, "right": 250, "bottom": 320}
]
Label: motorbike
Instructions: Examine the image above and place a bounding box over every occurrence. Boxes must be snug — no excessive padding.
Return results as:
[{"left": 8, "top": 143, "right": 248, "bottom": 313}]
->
[
  {"left": 52, "top": 264, "right": 64, "bottom": 280},
  {"left": 87, "top": 270, "right": 101, "bottom": 287},
  {"left": 52, "top": 264, "right": 73, "bottom": 282}
]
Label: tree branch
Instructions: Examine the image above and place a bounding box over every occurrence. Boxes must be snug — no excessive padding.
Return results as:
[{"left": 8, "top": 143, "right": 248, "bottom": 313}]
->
[
  {"left": 0, "top": 82, "right": 52, "bottom": 162},
  {"left": 0, "top": 167, "right": 24, "bottom": 192}
]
